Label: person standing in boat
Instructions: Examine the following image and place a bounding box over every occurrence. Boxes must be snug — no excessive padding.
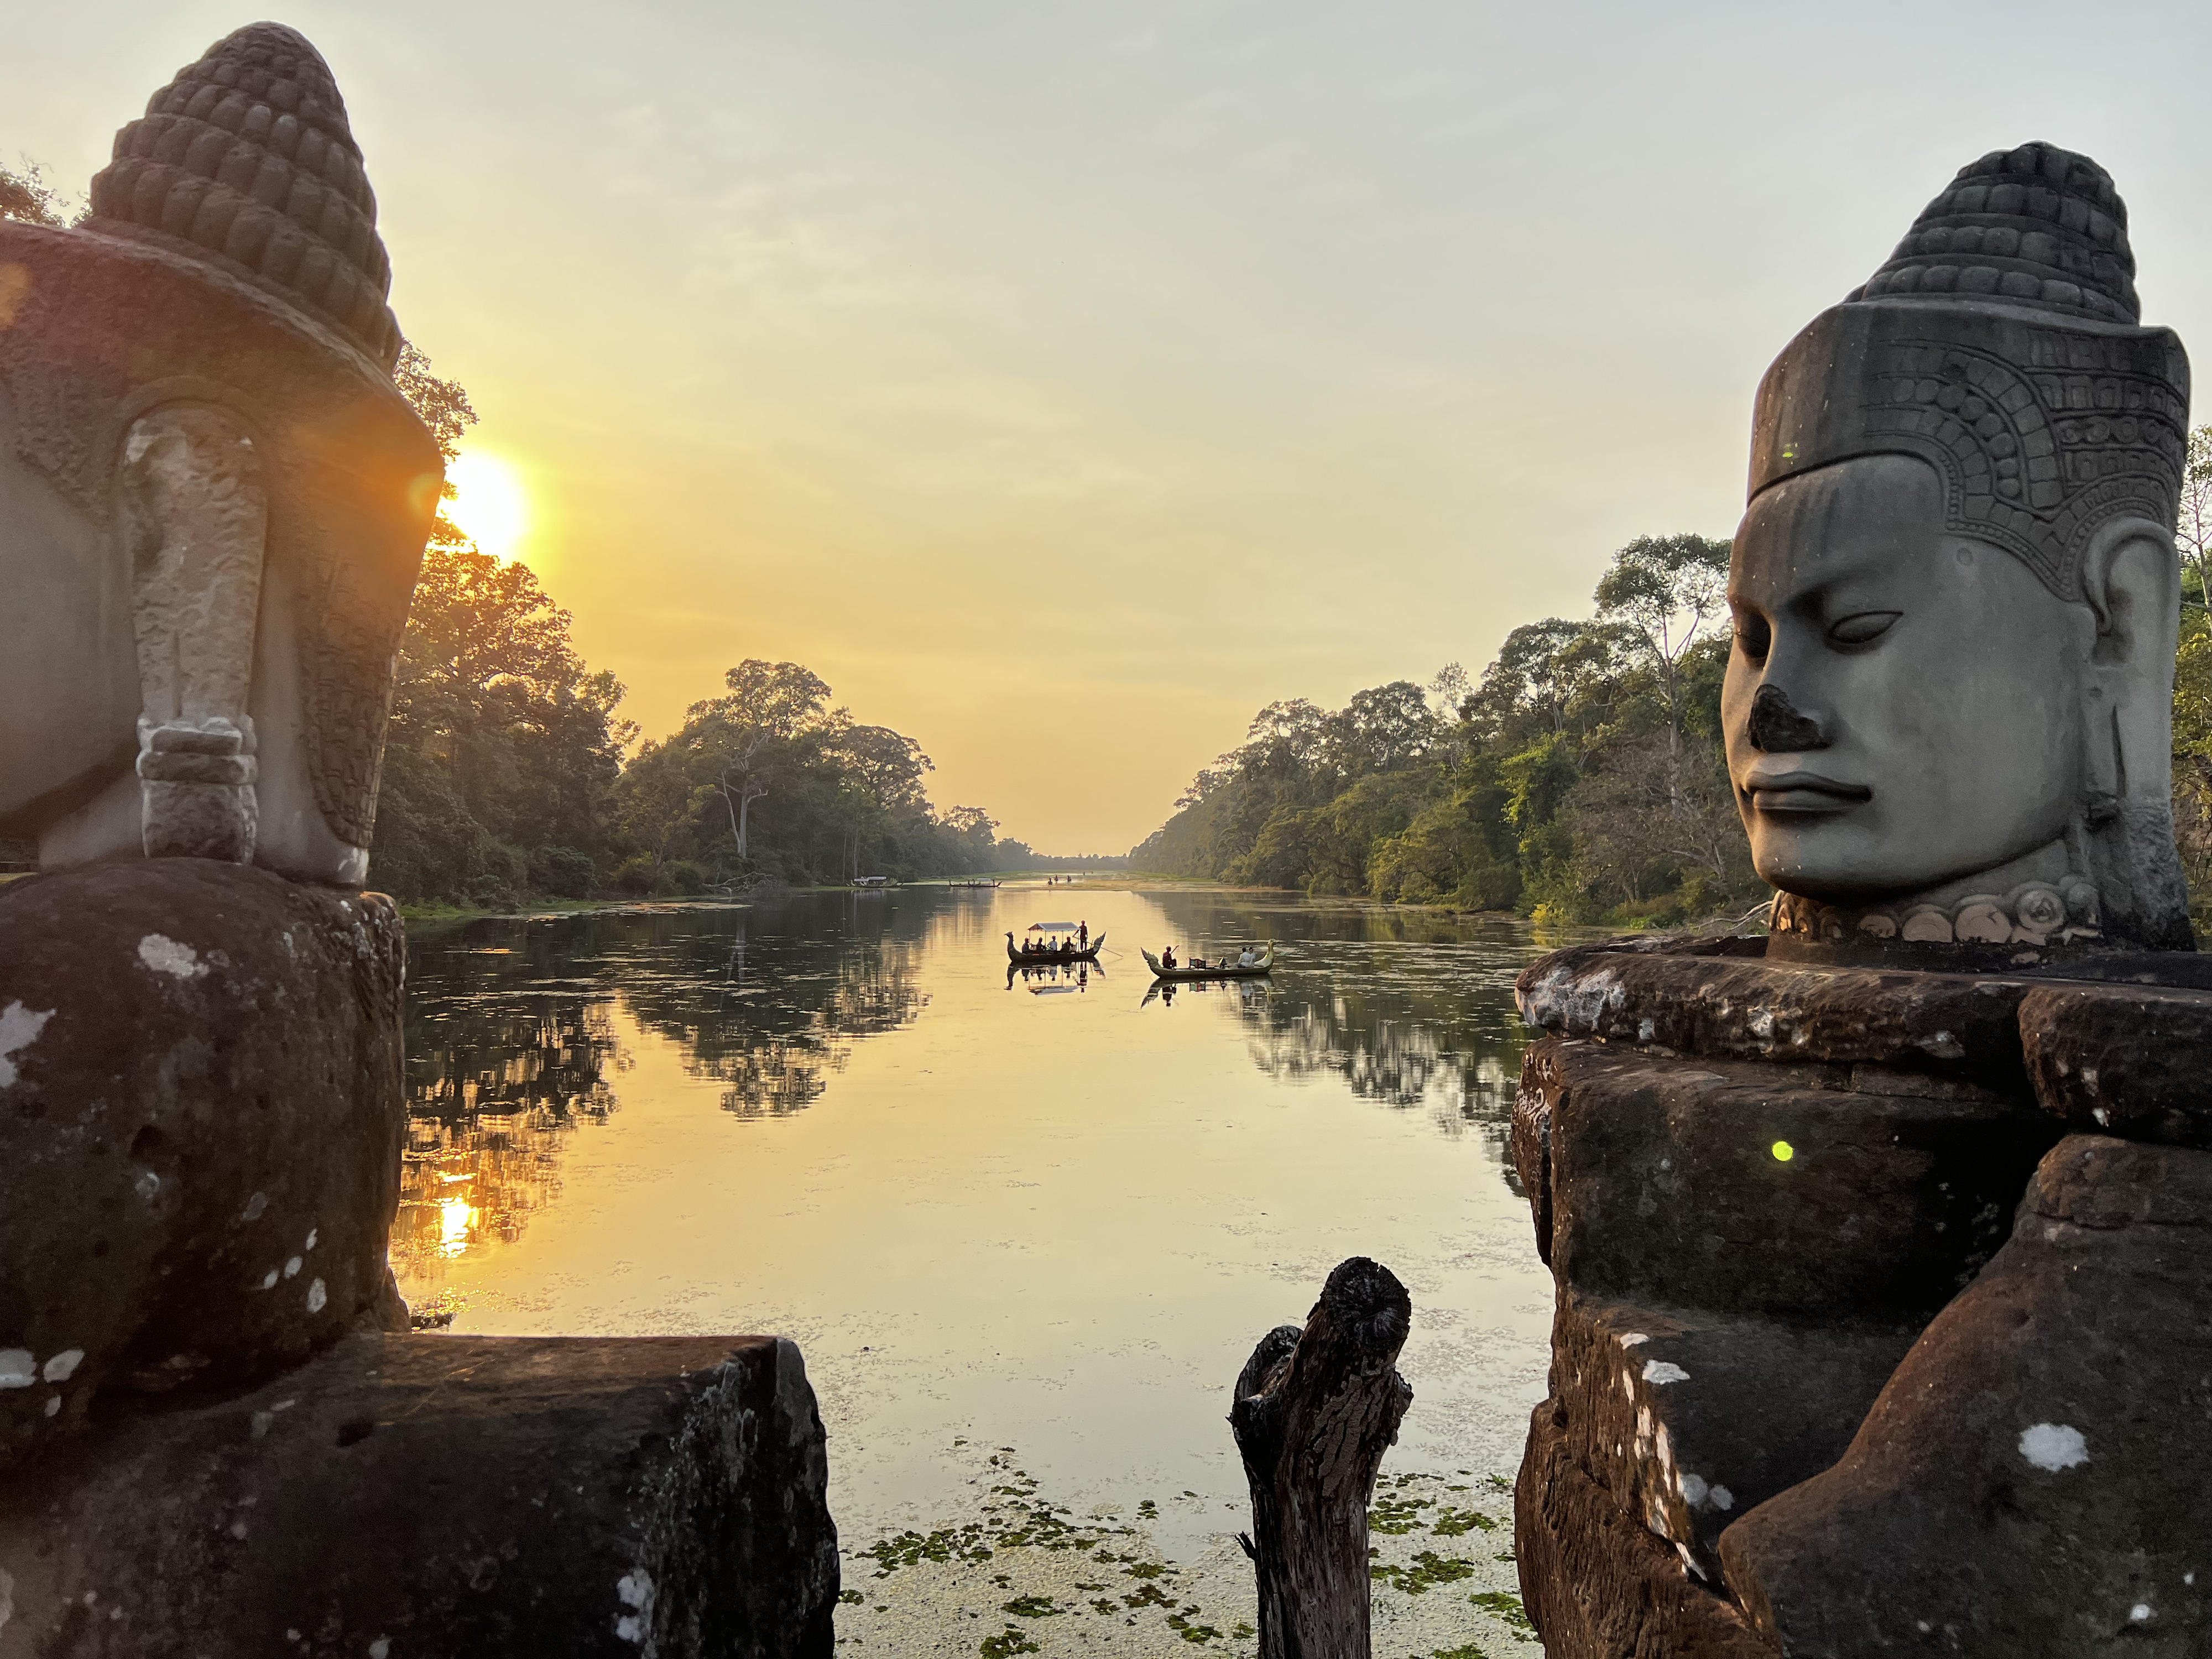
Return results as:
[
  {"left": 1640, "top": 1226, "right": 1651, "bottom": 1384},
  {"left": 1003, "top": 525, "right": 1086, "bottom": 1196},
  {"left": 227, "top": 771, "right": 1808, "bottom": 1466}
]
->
[{"left": 1077, "top": 921, "right": 1088, "bottom": 950}]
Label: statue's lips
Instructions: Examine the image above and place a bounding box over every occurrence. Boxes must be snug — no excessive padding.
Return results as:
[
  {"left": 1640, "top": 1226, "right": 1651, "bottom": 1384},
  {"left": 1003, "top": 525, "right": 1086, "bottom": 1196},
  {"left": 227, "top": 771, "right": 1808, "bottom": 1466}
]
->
[{"left": 1741, "top": 769, "right": 1872, "bottom": 814}]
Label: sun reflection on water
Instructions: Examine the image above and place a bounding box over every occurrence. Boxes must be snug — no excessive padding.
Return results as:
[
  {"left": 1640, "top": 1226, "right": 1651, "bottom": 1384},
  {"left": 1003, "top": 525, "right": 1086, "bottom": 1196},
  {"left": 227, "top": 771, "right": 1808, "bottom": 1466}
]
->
[{"left": 437, "top": 1191, "right": 476, "bottom": 1258}]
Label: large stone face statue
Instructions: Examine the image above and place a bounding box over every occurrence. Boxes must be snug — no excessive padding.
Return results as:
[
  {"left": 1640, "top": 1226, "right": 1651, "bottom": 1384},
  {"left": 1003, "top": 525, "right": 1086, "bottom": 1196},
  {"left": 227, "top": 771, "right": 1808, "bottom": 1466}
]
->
[
  {"left": 1723, "top": 143, "right": 2193, "bottom": 950},
  {"left": 0, "top": 23, "right": 439, "bottom": 886}
]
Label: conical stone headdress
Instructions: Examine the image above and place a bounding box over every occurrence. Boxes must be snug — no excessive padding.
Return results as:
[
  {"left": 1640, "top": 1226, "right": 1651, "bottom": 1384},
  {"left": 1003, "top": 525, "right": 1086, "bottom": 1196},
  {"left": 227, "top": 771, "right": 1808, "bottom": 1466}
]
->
[
  {"left": 1750, "top": 142, "right": 2188, "bottom": 602},
  {"left": 86, "top": 22, "right": 400, "bottom": 372}
]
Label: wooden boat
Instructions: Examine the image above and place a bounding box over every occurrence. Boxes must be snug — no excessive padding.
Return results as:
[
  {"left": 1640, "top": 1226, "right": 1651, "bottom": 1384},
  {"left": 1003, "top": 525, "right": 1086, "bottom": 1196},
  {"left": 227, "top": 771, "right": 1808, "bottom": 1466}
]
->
[
  {"left": 1142, "top": 946, "right": 1273, "bottom": 980},
  {"left": 1006, "top": 930, "right": 1104, "bottom": 963}
]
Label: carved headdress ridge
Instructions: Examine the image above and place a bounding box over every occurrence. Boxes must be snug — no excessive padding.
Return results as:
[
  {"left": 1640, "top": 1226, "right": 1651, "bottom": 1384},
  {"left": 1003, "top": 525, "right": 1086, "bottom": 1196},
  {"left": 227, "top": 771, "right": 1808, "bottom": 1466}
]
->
[
  {"left": 1750, "top": 142, "right": 2188, "bottom": 605},
  {"left": 86, "top": 22, "right": 401, "bottom": 373}
]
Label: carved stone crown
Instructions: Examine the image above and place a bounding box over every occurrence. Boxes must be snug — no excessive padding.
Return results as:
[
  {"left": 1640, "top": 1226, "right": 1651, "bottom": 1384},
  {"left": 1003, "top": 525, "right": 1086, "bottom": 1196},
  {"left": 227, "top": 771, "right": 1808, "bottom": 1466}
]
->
[
  {"left": 86, "top": 23, "right": 400, "bottom": 372},
  {"left": 1750, "top": 143, "right": 2188, "bottom": 605},
  {"left": 1850, "top": 142, "right": 2139, "bottom": 324}
]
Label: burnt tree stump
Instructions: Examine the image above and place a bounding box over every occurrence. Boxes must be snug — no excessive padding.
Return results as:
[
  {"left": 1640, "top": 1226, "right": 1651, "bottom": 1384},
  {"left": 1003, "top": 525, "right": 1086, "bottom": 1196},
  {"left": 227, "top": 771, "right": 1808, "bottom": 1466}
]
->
[{"left": 1230, "top": 1256, "right": 1413, "bottom": 1659}]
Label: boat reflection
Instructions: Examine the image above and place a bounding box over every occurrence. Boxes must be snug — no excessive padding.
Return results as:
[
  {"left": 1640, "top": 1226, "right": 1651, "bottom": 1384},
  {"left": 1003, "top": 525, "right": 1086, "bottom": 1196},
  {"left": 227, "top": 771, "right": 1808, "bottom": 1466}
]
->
[{"left": 1006, "top": 958, "right": 1103, "bottom": 994}]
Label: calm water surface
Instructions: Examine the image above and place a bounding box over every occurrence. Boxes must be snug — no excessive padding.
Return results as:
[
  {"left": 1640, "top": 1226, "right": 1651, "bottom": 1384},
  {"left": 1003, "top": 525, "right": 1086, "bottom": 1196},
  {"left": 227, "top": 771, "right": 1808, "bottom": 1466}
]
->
[{"left": 394, "top": 884, "right": 1558, "bottom": 1551}]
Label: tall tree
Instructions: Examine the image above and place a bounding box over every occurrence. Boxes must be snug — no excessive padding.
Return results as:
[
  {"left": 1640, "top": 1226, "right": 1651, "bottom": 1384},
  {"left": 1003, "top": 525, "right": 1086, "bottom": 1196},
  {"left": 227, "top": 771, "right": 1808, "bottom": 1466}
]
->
[
  {"left": 685, "top": 661, "right": 835, "bottom": 860},
  {"left": 1592, "top": 533, "right": 1732, "bottom": 761}
]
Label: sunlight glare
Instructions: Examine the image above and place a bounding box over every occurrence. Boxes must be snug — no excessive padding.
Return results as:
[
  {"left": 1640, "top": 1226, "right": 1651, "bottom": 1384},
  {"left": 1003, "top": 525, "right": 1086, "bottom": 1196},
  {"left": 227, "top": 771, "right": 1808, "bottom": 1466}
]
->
[
  {"left": 445, "top": 451, "right": 530, "bottom": 561},
  {"left": 438, "top": 1194, "right": 477, "bottom": 1259}
]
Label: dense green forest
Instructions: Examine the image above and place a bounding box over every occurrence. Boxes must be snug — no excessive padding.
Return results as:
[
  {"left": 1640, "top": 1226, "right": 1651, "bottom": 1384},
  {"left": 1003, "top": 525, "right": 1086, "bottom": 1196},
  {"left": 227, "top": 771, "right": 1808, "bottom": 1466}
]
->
[
  {"left": 1129, "top": 535, "right": 1760, "bottom": 925},
  {"left": 369, "top": 352, "right": 1040, "bottom": 905}
]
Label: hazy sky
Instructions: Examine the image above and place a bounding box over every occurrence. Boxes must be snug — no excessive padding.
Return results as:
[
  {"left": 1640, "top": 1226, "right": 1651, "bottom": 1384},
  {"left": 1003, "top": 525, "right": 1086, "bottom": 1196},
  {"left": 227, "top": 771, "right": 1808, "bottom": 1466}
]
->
[{"left": 12, "top": 2, "right": 2212, "bottom": 851}]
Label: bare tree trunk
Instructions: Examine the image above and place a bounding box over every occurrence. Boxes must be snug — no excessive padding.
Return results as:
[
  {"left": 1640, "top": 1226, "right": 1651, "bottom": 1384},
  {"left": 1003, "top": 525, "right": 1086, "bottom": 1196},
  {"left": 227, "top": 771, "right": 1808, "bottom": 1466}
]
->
[
  {"left": 720, "top": 773, "right": 744, "bottom": 853},
  {"left": 1230, "top": 1256, "right": 1413, "bottom": 1659}
]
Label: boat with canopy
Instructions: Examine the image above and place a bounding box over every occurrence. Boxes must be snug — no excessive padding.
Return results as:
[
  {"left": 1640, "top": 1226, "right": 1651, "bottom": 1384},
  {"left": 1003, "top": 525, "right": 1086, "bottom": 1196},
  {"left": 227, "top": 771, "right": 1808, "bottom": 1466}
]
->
[{"left": 1006, "top": 925, "right": 1103, "bottom": 962}]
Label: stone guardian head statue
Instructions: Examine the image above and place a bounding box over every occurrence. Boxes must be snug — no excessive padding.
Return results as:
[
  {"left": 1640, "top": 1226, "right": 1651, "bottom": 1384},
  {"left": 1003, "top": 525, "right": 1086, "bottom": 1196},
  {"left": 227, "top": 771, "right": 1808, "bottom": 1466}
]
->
[
  {"left": 0, "top": 23, "right": 439, "bottom": 887},
  {"left": 1723, "top": 142, "right": 2193, "bottom": 952}
]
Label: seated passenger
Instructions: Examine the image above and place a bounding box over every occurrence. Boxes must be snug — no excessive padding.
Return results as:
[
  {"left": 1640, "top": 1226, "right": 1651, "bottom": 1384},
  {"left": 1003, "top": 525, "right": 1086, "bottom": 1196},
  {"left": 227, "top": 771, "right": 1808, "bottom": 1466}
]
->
[{"left": 1161, "top": 945, "right": 1177, "bottom": 969}]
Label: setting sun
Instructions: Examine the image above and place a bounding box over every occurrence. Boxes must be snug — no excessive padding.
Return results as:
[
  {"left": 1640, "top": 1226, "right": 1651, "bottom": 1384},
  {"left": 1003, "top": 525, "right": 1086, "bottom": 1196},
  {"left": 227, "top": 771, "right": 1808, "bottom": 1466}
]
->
[{"left": 444, "top": 450, "right": 530, "bottom": 562}]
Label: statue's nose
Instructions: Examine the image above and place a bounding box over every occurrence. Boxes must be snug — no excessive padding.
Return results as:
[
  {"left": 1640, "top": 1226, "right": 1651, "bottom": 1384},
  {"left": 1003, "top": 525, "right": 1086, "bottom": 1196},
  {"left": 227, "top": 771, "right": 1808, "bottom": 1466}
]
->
[{"left": 1746, "top": 683, "right": 1828, "bottom": 752}]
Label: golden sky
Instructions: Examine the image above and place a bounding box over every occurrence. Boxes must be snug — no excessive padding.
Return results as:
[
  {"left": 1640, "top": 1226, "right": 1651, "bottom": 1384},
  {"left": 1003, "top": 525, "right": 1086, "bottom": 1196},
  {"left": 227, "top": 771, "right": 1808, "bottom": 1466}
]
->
[{"left": 13, "top": 2, "right": 2212, "bottom": 851}]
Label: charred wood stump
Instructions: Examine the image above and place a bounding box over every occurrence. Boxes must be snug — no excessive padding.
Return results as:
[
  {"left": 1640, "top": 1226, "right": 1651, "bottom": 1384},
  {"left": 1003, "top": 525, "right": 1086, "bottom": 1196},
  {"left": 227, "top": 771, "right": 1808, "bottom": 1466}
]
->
[{"left": 1230, "top": 1256, "right": 1413, "bottom": 1659}]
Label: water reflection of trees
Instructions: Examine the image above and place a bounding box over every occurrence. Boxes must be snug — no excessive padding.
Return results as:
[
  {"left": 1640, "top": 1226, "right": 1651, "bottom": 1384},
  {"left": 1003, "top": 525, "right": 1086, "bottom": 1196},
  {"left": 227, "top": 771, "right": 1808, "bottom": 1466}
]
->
[
  {"left": 395, "top": 898, "right": 938, "bottom": 1291},
  {"left": 394, "top": 994, "right": 625, "bottom": 1293},
  {"left": 619, "top": 912, "right": 928, "bottom": 1117},
  {"left": 1140, "top": 891, "right": 1542, "bottom": 1185}
]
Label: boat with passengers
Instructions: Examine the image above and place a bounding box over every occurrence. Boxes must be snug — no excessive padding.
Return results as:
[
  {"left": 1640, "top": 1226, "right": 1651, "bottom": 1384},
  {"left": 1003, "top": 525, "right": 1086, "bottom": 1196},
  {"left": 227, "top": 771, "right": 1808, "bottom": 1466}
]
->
[
  {"left": 1006, "top": 926, "right": 1104, "bottom": 963},
  {"left": 1142, "top": 944, "right": 1273, "bottom": 980}
]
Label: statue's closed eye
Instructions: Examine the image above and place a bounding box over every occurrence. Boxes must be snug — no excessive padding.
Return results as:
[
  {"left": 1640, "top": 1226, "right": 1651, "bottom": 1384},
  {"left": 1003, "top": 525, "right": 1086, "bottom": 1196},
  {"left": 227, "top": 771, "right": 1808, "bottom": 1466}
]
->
[
  {"left": 1828, "top": 611, "right": 1901, "bottom": 646},
  {"left": 1734, "top": 613, "right": 1772, "bottom": 662}
]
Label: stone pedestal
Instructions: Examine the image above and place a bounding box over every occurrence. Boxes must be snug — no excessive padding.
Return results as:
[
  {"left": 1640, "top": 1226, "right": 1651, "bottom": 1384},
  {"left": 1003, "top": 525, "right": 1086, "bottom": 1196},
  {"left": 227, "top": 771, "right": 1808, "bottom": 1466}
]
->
[
  {"left": 0, "top": 1333, "right": 838, "bottom": 1658},
  {"left": 0, "top": 862, "right": 839, "bottom": 1655},
  {"left": 1719, "top": 1135, "right": 2212, "bottom": 1656},
  {"left": 1511, "top": 936, "right": 2212, "bottom": 1657},
  {"left": 0, "top": 860, "right": 408, "bottom": 1468}
]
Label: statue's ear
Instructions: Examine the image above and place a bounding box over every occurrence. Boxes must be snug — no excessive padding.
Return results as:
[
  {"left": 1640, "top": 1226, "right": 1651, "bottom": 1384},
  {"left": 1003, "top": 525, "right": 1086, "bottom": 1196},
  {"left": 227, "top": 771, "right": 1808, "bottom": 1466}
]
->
[{"left": 2078, "top": 515, "right": 2179, "bottom": 808}]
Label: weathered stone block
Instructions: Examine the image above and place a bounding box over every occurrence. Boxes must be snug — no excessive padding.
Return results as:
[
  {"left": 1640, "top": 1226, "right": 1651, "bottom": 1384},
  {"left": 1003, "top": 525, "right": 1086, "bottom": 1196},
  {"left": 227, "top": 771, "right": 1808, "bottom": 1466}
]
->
[
  {"left": 0, "top": 860, "right": 405, "bottom": 1468},
  {"left": 1718, "top": 1136, "right": 2212, "bottom": 1656},
  {"left": 1516, "top": 941, "right": 2034, "bottom": 1084},
  {"left": 1548, "top": 1290, "right": 1918, "bottom": 1580},
  {"left": 1527, "top": 1036, "right": 2056, "bottom": 1322},
  {"left": 1510, "top": 1070, "right": 1552, "bottom": 1265},
  {"left": 0, "top": 1332, "right": 839, "bottom": 1658},
  {"left": 2021, "top": 980, "right": 2212, "bottom": 1146},
  {"left": 1516, "top": 1397, "right": 1777, "bottom": 1659}
]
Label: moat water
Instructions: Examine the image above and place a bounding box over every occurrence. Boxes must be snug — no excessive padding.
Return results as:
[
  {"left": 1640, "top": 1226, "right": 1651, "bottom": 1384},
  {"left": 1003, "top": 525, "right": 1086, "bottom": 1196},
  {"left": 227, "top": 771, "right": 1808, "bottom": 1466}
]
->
[{"left": 394, "top": 884, "right": 1558, "bottom": 1559}]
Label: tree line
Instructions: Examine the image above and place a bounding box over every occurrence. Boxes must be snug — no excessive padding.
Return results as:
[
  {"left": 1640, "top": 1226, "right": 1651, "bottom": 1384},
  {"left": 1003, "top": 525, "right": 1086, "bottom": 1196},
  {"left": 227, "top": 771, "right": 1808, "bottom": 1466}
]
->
[
  {"left": 369, "top": 352, "right": 1040, "bottom": 905},
  {"left": 1129, "top": 535, "right": 1759, "bottom": 925}
]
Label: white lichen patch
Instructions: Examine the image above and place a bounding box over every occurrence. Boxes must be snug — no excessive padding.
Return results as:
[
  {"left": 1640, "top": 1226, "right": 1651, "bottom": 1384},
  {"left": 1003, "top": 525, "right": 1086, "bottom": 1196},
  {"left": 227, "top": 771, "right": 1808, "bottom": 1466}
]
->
[
  {"left": 2018, "top": 1422, "right": 2089, "bottom": 1472},
  {"left": 0, "top": 1351, "right": 34, "bottom": 1389},
  {"left": 41, "top": 1349, "right": 82, "bottom": 1383},
  {"left": 0, "top": 1001, "right": 54, "bottom": 1089},
  {"left": 1642, "top": 1360, "right": 1689, "bottom": 1386},
  {"left": 305, "top": 1278, "right": 327, "bottom": 1314},
  {"left": 137, "top": 934, "right": 207, "bottom": 979},
  {"left": 835, "top": 1452, "right": 1534, "bottom": 1658},
  {"left": 615, "top": 1568, "right": 655, "bottom": 1644}
]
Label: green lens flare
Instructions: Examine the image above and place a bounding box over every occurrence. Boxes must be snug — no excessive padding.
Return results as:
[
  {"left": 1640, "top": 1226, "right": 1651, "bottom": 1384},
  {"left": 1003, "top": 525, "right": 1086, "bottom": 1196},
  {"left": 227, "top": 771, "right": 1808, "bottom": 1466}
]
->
[{"left": 1771, "top": 1140, "right": 1795, "bottom": 1162}]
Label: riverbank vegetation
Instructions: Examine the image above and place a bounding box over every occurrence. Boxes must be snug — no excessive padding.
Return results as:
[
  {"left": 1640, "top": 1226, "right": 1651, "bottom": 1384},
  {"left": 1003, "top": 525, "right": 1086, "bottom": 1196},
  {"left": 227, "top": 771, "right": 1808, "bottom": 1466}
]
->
[{"left": 1131, "top": 535, "right": 1761, "bottom": 927}]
